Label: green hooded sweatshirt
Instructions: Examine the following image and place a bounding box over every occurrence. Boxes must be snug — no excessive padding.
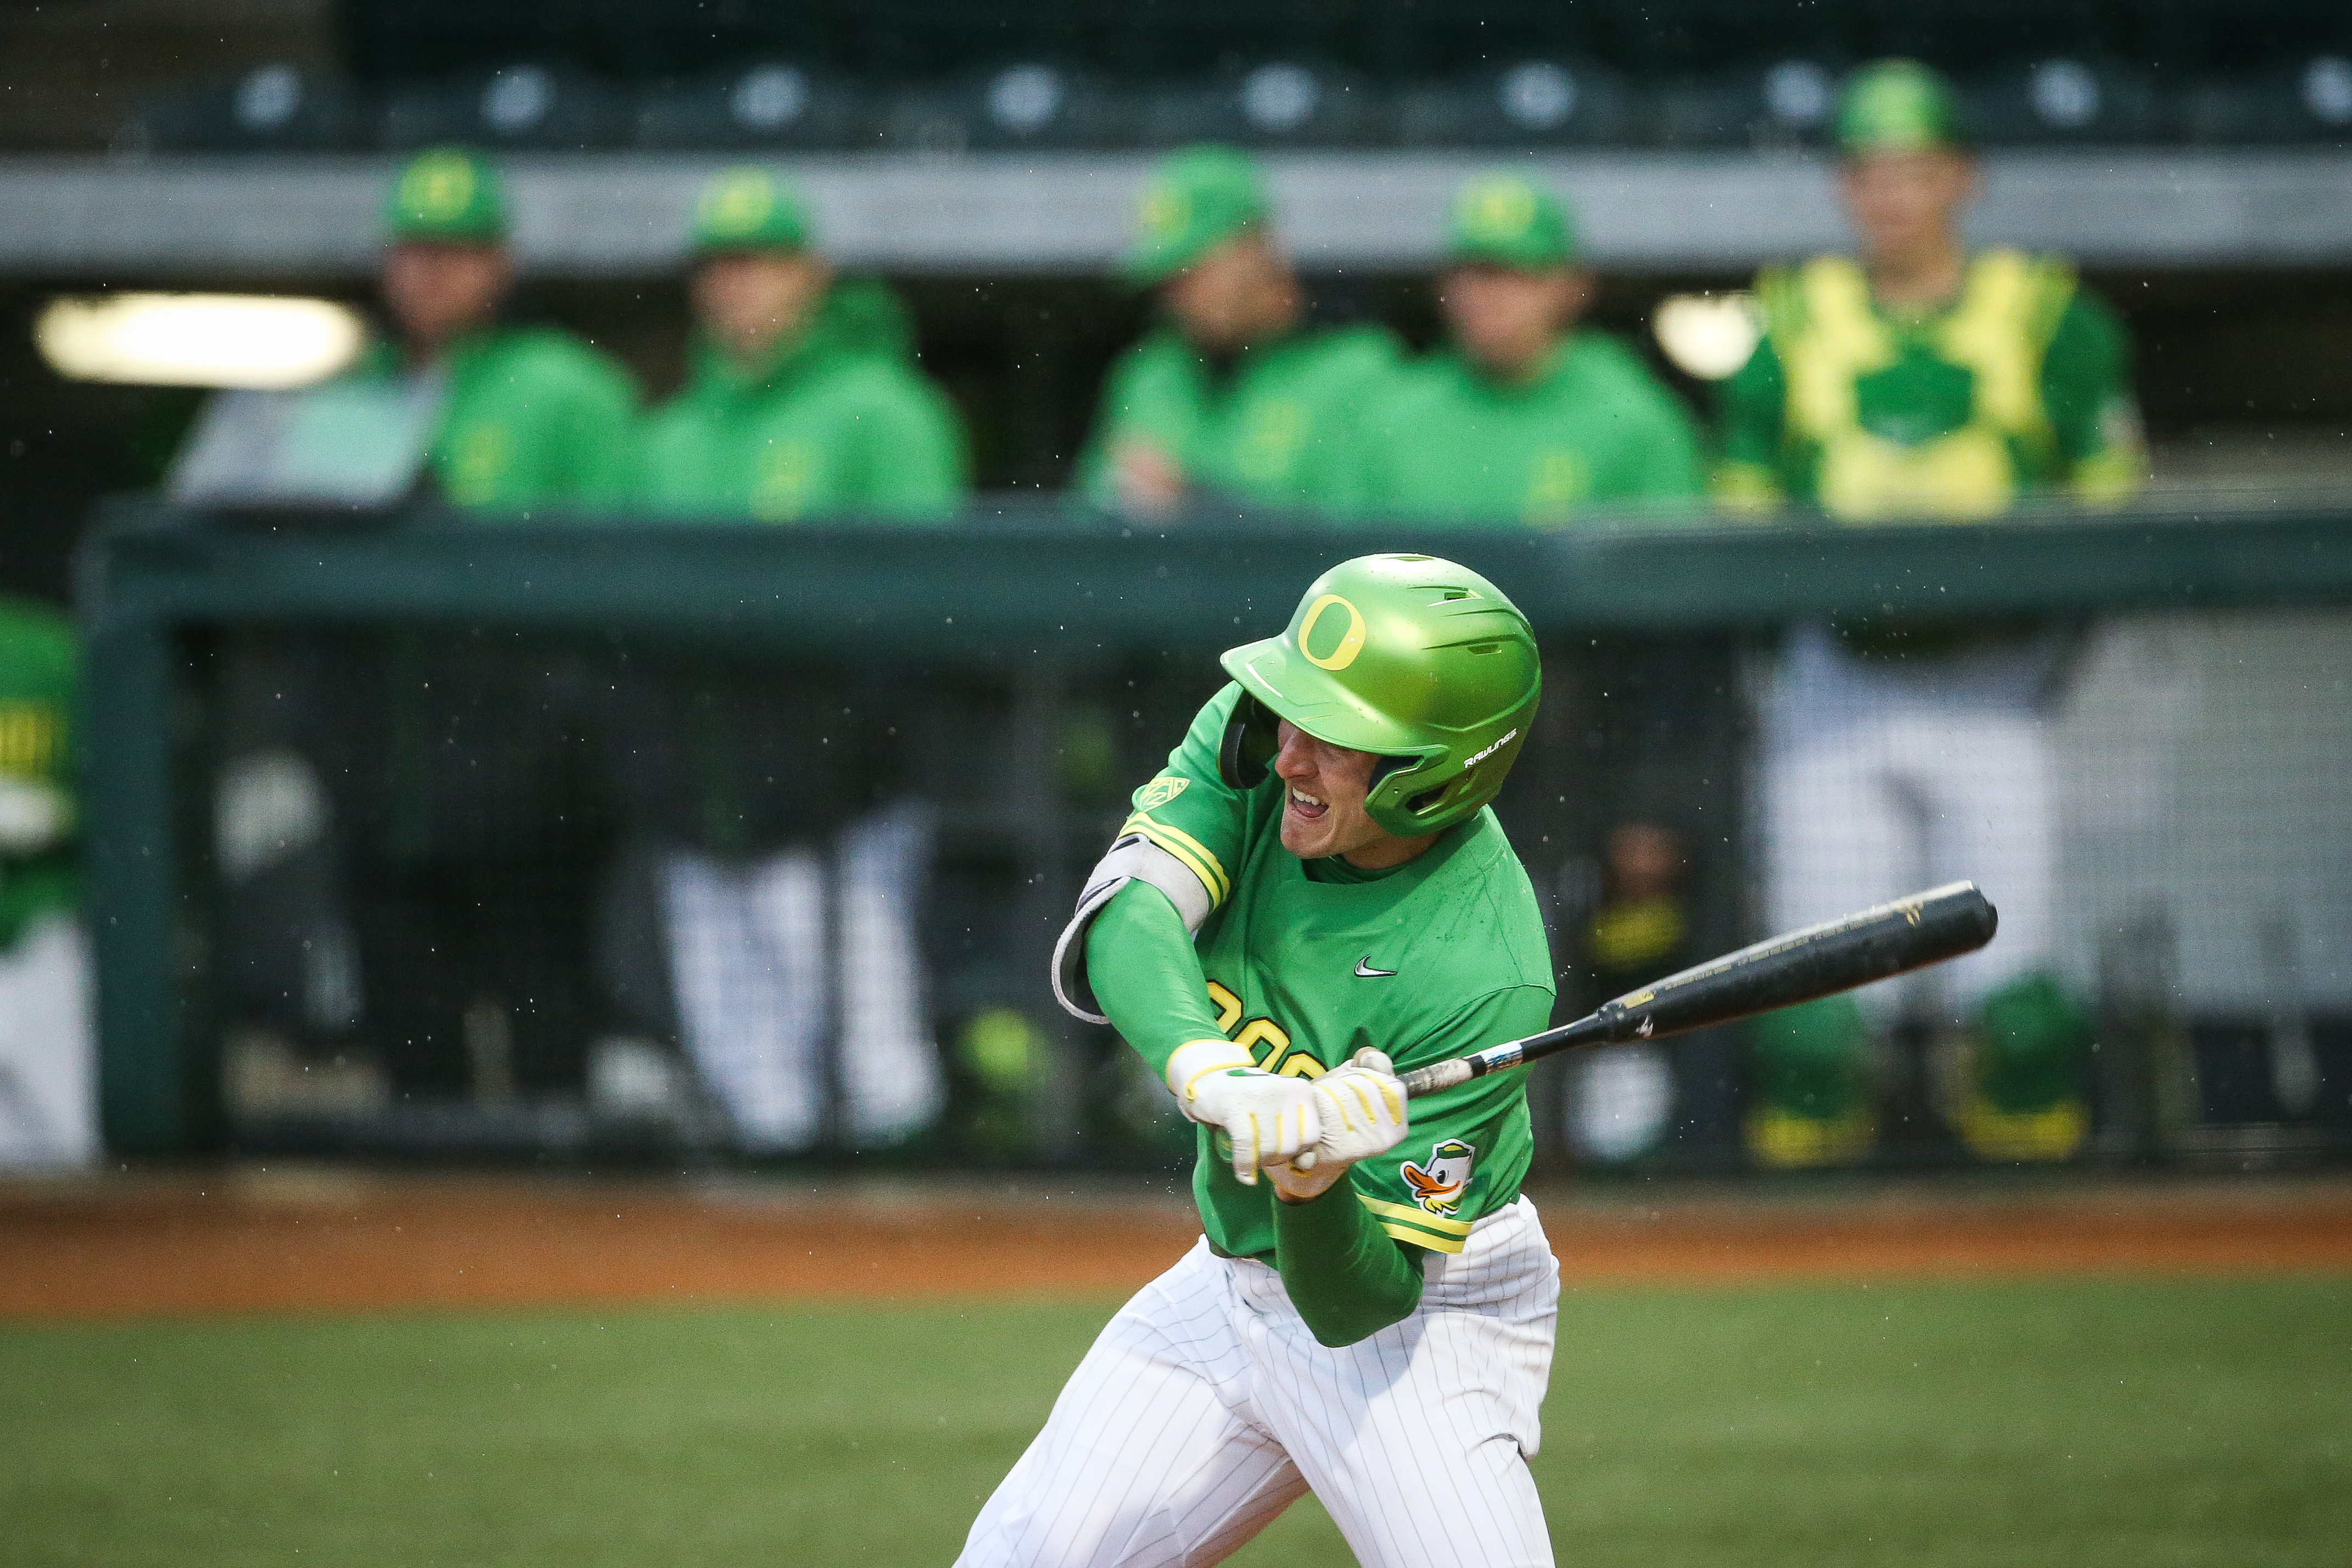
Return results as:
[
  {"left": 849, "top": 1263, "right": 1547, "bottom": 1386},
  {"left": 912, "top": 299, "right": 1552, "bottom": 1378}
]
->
[
  {"left": 0, "top": 597, "right": 77, "bottom": 951},
  {"left": 1340, "top": 332, "right": 1705, "bottom": 525},
  {"left": 349, "top": 324, "right": 639, "bottom": 513},
  {"left": 1076, "top": 322, "right": 1402, "bottom": 512},
  {"left": 630, "top": 279, "right": 968, "bottom": 523}
]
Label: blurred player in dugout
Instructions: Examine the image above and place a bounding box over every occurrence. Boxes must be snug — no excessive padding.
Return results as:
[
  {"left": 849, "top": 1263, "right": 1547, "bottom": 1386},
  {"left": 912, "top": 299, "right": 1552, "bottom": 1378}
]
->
[
  {"left": 313, "top": 148, "right": 640, "bottom": 1102},
  {"left": 1717, "top": 61, "right": 2146, "bottom": 1168},
  {"left": 0, "top": 598, "right": 90, "bottom": 1168},
  {"left": 363, "top": 145, "right": 639, "bottom": 506},
  {"left": 179, "top": 149, "right": 641, "bottom": 1112},
  {"left": 605, "top": 165, "right": 961, "bottom": 1151},
  {"left": 1078, "top": 145, "right": 1398, "bottom": 514},
  {"left": 628, "top": 165, "right": 967, "bottom": 519},
  {"left": 1342, "top": 173, "right": 1703, "bottom": 521}
]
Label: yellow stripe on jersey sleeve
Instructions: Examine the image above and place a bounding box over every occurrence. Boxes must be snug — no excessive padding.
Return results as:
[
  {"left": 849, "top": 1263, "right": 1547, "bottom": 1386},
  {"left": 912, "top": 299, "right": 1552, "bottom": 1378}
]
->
[
  {"left": 1359, "top": 1194, "right": 1475, "bottom": 1251},
  {"left": 1120, "top": 809, "right": 1231, "bottom": 907},
  {"left": 1358, "top": 1195, "right": 1474, "bottom": 1236},
  {"left": 1120, "top": 813, "right": 1223, "bottom": 905},
  {"left": 1132, "top": 811, "right": 1231, "bottom": 904},
  {"left": 1374, "top": 1219, "right": 1466, "bottom": 1254}
]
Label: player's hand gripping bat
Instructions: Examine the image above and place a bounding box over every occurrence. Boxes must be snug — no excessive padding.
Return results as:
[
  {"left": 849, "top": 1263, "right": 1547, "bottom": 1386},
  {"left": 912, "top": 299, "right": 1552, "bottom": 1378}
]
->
[{"left": 1399, "top": 882, "right": 1998, "bottom": 1099}]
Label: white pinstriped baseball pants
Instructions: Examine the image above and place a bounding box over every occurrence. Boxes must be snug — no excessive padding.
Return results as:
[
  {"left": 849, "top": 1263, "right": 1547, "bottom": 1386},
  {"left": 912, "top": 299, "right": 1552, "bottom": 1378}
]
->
[{"left": 955, "top": 1196, "right": 1560, "bottom": 1568}]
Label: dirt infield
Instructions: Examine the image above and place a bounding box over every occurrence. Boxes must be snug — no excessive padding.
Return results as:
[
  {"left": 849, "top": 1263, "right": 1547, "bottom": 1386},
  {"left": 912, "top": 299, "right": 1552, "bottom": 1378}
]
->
[{"left": 3, "top": 1168, "right": 2349, "bottom": 1320}]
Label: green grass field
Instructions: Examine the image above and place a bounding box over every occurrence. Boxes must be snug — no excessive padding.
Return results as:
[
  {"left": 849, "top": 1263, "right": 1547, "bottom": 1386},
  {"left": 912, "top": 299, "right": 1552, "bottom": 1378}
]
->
[{"left": 4, "top": 1277, "right": 2346, "bottom": 1567}]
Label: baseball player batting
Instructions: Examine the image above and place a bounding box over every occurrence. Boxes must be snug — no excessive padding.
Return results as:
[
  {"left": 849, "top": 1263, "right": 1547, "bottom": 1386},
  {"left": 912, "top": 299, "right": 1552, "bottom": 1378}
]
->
[
  {"left": 954, "top": 554, "right": 2000, "bottom": 1567},
  {"left": 957, "top": 553, "right": 1559, "bottom": 1566}
]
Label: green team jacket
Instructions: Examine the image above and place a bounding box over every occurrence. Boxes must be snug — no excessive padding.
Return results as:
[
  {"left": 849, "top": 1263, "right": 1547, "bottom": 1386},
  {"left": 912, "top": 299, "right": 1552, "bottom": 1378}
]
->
[
  {"left": 1715, "top": 249, "right": 2144, "bottom": 519},
  {"left": 630, "top": 280, "right": 968, "bottom": 523},
  {"left": 1077, "top": 323, "right": 1401, "bottom": 510},
  {"left": 1104, "top": 684, "right": 1553, "bottom": 1261},
  {"left": 1341, "top": 332, "right": 1707, "bottom": 524},
  {"left": 352, "top": 324, "right": 639, "bottom": 512},
  {"left": 0, "top": 597, "right": 77, "bottom": 951}
]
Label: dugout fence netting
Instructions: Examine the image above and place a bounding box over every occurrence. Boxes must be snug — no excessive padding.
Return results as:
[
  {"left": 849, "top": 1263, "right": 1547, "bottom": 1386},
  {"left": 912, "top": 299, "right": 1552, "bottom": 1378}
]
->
[{"left": 83, "top": 503, "right": 2352, "bottom": 1174}]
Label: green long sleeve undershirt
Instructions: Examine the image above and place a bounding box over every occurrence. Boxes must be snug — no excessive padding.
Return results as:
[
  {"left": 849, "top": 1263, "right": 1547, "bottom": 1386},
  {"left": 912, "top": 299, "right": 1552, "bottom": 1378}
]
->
[
  {"left": 1269, "top": 1175, "right": 1426, "bottom": 1347},
  {"left": 1082, "top": 880, "right": 1229, "bottom": 1078},
  {"left": 1085, "top": 880, "right": 1426, "bottom": 1345}
]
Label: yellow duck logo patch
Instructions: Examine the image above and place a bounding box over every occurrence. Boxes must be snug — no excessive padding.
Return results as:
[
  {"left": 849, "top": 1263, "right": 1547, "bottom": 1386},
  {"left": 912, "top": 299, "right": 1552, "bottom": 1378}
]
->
[{"left": 1401, "top": 1138, "right": 1475, "bottom": 1218}]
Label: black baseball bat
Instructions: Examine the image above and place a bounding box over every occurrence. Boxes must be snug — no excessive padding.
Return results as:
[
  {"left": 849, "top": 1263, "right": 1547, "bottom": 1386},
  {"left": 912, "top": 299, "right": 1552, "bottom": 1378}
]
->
[{"left": 1399, "top": 881, "right": 1997, "bottom": 1099}]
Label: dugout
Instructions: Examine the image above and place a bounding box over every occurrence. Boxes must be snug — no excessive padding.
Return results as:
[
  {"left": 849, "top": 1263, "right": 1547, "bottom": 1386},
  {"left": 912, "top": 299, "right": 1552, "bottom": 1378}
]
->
[{"left": 75, "top": 496, "right": 2352, "bottom": 1173}]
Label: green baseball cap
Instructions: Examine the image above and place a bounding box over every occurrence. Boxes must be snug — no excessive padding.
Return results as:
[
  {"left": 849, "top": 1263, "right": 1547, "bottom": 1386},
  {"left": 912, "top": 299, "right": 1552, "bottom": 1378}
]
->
[
  {"left": 1445, "top": 173, "right": 1579, "bottom": 271},
  {"left": 1836, "top": 59, "right": 1971, "bottom": 154},
  {"left": 384, "top": 147, "right": 509, "bottom": 244},
  {"left": 688, "top": 166, "right": 815, "bottom": 255},
  {"left": 1120, "top": 145, "right": 1271, "bottom": 285}
]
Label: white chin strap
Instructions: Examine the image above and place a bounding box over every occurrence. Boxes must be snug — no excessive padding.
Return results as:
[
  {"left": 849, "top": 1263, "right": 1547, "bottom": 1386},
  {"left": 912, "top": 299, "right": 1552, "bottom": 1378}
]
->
[{"left": 1050, "top": 833, "right": 1214, "bottom": 1024}]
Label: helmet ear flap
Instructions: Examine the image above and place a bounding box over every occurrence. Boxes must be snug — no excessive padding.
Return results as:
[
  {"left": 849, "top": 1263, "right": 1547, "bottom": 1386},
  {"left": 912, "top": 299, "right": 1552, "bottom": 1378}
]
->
[
  {"left": 1218, "top": 693, "right": 1279, "bottom": 789},
  {"left": 1357, "top": 754, "right": 1440, "bottom": 836}
]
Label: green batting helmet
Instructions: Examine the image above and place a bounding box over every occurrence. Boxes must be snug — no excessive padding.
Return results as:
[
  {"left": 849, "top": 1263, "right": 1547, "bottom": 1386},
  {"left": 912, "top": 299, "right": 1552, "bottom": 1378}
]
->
[{"left": 1217, "top": 555, "right": 1541, "bottom": 838}]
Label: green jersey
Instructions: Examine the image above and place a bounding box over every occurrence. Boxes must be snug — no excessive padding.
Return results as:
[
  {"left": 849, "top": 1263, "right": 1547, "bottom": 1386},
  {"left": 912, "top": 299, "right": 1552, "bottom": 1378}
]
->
[
  {"left": 1343, "top": 333, "right": 1706, "bottom": 524},
  {"left": 0, "top": 597, "right": 77, "bottom": 951},
  {"left": 1715, "top": 249, "right": 2143, "bottom": 519},
  {"left": 1077, "top": 323, "right": 1401, "bottom": 511},
  {"left": 631, "top": 280, "right": 968, "bottom": 523},
  {"left": 1119, "top": 684, "right": 1553, "bottom": 1259},
  {"left": 353, "top": 324, "right": 639, "bottom": 513}
]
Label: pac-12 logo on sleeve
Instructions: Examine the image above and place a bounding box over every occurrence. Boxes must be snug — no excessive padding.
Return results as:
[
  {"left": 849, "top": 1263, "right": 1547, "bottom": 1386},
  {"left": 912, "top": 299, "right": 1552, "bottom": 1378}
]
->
[
  {"left": 1135, "top": 776, "right": 1189, "bottom": 810},
  {"left": 1401, "top": 1139, "right": 1476, "bottom": 1218}
]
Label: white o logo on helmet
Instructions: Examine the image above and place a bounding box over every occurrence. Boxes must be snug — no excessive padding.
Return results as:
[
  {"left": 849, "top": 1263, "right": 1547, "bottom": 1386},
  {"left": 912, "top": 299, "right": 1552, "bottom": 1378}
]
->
[{"left": 1298, "top": 593, "right": 1367, "bottom": 670}]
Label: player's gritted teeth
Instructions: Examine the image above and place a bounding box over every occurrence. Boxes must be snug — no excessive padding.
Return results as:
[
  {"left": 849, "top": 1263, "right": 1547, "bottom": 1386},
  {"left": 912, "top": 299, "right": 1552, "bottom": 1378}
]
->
[{"left": 1269, "top": 718, "right": 1429, "bottom": 866}]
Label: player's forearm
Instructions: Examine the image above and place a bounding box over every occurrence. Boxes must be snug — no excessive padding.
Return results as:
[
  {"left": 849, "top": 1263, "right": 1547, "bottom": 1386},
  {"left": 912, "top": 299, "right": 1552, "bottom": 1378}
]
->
[
  {"left": 1272, "top": 1181, "right": 1425, "bottom": 1347},
  {"left": 1085, "top": 880, "right": 1229, "bottom": 1078}
]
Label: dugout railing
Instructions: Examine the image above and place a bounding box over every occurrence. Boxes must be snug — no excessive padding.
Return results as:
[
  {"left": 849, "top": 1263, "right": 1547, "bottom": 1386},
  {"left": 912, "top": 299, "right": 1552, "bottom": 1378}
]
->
[{"left": 76, "top": 496, "right": 2352, "bottom": 1171}]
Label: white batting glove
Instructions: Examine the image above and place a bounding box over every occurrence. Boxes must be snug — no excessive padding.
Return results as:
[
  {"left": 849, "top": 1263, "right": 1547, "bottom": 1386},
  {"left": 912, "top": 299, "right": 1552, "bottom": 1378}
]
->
[
  {"left": 1270, "top": 1049, "right": 1410, "bottom": 1204},
  {"left": 1166, "top": 1039, "right": 1320, "bottom": 1186}
]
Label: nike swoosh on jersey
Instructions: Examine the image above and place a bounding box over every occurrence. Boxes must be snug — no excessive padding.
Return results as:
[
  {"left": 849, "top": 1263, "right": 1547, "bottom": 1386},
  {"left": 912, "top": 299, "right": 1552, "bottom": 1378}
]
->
[{"left": 1354, "top": 957, "right": 1397, "bottom": 978}]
